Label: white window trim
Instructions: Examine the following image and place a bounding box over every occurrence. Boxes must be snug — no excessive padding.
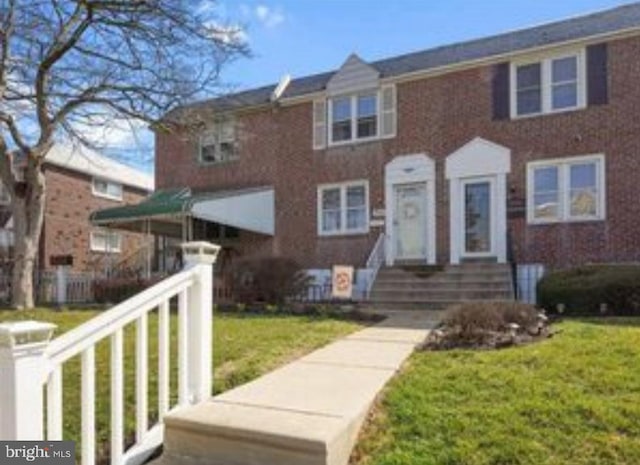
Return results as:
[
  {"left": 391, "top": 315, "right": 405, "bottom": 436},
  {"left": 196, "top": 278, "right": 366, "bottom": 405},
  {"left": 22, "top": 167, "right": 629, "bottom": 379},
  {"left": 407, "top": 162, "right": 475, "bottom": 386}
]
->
[
  {"left": 92, "top": 177, "right": 123, "bottom": 201},
  {"left": 328, "top": 91, "right": 380, "bottom": 147},
  {"left": 317, "top": 180, "right": 370, "bottom": 236},
  {"left": 90, "top": 230, "right": 122, "bottom": 253},
  {"left": 510, "top": 48, "right": 587, "bottom": 119},
  {"left": 526, "top": 154, "right": 606, "bottom": 225}
]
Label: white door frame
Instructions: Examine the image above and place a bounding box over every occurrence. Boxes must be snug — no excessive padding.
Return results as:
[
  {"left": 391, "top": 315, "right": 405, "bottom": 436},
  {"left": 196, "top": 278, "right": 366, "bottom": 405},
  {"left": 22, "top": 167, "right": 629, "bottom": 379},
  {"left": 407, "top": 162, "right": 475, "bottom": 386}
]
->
[
  {"left": 393, "top": 182, "right": 428, "bottom": 261},
  {"left": 445, "top": 137, "right": 511, "bottom": 264},
  {"left": 459, "top": 176, "right": 497, "bottom": 258},
  {"left": 384, "top": 154, "right": 436, "bottom": 266}
]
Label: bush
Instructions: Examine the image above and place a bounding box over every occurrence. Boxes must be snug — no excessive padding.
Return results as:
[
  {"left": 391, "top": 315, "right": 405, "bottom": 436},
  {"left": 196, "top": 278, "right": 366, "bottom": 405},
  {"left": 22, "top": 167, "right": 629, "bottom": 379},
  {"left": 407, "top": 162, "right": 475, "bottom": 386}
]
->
[
  {"left": 442, "top": 301, "right": 540, "bottom": 342},
  {"left": 231, "top": 256, "right": 310, "bottom": 304},
  {"left": 537, "top": 265, "right": 640, "bottom": 315},
  {"left": 93, "top": 277, "right": 161, "bottom": 304}
]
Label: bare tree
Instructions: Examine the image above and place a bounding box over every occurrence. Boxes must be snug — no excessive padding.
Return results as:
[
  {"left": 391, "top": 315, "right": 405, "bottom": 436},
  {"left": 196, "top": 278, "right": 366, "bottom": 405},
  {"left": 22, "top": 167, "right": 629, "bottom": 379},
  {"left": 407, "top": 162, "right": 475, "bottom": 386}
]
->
[{"left": 0, "top": 0, "right": 247, "bottom": 308}]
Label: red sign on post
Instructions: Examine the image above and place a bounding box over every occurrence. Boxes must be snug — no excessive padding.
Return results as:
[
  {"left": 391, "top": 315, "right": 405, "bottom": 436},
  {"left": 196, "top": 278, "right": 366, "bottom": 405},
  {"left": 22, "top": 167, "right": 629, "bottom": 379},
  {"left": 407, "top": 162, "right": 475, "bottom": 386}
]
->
[{"left": 331, "top": 265, "right": 354, "bottom": 300}]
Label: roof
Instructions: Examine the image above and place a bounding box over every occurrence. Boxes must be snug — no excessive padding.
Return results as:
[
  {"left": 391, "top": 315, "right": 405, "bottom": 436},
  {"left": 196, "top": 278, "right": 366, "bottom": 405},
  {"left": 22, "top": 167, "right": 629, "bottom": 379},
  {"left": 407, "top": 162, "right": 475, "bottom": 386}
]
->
[
  {"left": 189, "top": 3, "right": 640, "bottom": 112},
  {"left": 45, "top": 144, "right": 154, "bottom": 192}
]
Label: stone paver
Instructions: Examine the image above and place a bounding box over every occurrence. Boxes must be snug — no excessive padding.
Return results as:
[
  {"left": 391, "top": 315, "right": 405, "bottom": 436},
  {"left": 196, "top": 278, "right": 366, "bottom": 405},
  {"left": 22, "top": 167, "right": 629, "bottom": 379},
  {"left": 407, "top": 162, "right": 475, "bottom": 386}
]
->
[{"left": 159, "top": 312, "right": 435, "bottom": 465}]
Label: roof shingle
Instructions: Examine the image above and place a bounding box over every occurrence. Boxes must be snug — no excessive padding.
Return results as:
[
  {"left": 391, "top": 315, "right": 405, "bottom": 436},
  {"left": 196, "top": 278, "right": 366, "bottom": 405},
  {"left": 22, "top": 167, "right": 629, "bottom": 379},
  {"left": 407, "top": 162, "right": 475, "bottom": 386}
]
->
[{"left": 190, "top": 3, "right": 640, "bottom": 111}]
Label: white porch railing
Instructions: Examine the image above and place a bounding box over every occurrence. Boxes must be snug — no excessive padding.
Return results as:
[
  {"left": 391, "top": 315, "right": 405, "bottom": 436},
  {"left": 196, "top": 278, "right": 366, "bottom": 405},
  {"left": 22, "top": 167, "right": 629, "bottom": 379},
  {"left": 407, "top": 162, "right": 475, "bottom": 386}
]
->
[
  {"left": 364, "top": 233, "right": 385, "bottom": 299},
  {"left": 0, "top": 242, "right": 220, "bottom": 465}
]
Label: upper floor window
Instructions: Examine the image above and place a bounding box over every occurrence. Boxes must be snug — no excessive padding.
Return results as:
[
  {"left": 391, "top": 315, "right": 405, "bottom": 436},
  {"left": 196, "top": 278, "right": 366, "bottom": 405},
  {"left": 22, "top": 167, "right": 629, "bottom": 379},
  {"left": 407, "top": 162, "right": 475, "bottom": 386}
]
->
[
  {"left": 512, "top": 50, "right": 586, "bottom": 118},
  {"left": 199, "top": 119, "right": 237, "bottom": 164},
  {"left": 527, "top": 154, "right": 605, "bottom": 224},
  {"left": 329, "top": 93, "right": 378, "bottom": 144},
  {"left": 90, "top": 229, "right": 122, "bottom": 253},
  {"left": 318, "top": 180, "right": 369, "bottom": 236},
  {"left": 92, "top": 177, "right": 123, "bottom": 201},
  {"left": 313, "top": 85, "right": 395, "bottom": 149}
]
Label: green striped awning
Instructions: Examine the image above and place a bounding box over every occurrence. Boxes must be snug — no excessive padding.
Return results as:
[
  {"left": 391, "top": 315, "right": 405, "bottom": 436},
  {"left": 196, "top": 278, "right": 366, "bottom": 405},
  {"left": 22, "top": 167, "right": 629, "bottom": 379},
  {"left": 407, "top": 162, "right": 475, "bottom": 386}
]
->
[{"left": 90, "top": 186, "right": 275, "bottom": 237}]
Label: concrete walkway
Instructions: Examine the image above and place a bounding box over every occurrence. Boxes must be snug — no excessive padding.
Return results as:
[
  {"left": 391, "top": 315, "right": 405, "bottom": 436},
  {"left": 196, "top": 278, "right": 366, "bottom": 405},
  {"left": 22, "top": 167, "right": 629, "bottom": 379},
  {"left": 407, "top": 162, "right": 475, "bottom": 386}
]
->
[{"left": 160, "top": 312, "right": 436, "bottom": 465}]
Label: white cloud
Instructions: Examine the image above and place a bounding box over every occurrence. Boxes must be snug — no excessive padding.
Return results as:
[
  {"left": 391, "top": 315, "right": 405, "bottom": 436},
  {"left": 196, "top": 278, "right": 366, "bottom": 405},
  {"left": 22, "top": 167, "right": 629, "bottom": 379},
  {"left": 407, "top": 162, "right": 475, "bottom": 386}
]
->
[
  {"left": 205, "top": 20, "right": 248, "bottom": 45},
  {"left": 254, "top": 4, "right": 285, "bottom": 28},
  {"left": 70, "top": 115, "right": 148, "bottom": 149},
  {"left": 196, "top": 0, "right": 218, "bottom": 15}
]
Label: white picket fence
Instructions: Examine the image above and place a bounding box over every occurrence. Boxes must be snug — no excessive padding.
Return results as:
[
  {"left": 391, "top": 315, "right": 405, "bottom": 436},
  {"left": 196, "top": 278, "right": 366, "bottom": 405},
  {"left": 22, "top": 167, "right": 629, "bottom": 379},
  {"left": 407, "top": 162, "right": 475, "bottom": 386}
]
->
[
  {"left": 0, "top": 270, "right": 97, "bottom": 305},
  {"left": 0, "top": 242, "right": 220, "bottom": 465}
]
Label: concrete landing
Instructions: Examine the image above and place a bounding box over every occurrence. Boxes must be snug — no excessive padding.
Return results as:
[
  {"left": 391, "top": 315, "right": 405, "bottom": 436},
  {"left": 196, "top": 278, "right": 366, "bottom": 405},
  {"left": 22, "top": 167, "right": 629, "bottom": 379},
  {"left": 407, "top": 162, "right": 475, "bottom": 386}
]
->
[{"left": 158, "top": 313, "right": 434, "bottom": 465}]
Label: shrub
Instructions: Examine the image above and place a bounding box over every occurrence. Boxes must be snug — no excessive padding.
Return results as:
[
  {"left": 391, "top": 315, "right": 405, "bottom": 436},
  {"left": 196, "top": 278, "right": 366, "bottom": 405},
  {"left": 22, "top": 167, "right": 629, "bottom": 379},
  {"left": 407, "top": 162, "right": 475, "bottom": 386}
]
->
[
  {"left": 93, "top": 277, "right": 161, "bottom": 304},
  {"left": 442, "top": 301, "right": 540, "bottom": 342},
  {"left": 537, "top": 265, "right": 640, "bottom": 315},
  {"left": 231, "top": 256, "right": 310, "bottom": 304}
]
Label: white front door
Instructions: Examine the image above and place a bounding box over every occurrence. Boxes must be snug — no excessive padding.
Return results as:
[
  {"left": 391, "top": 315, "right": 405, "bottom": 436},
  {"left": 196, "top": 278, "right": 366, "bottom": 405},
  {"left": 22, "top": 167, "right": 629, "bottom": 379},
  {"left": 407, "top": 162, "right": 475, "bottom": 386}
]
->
[
  {"left": 461, "top": 177, "right": 495, "bottom": 257},
  {"left": 394, "top": 183, "right": 427, "bottom": 260}
]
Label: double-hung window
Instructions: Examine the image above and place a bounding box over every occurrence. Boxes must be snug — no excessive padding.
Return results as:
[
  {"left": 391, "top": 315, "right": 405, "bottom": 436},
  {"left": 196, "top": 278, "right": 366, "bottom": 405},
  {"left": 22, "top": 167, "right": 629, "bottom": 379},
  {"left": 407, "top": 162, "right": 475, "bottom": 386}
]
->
[
  {"left": 199, "top": 119, "right": 236, "bottom": 164},
  {"left": 329, "top": 93, "right": 378, "bottom": 144},
  {"left": 512, "top": 50, "right": 585, "bottom": 117},
  {"left": 90, "top": 230, "right": 122, "bottom": 253},
  {"left": 527, "top": 155, "right": 605, "bottom": 223},
  {"left": 318, "top": 181, "right": 369, "bottom": 235},
  {"left": 92, "top": 177, "right": 123, "bottom": 201}
]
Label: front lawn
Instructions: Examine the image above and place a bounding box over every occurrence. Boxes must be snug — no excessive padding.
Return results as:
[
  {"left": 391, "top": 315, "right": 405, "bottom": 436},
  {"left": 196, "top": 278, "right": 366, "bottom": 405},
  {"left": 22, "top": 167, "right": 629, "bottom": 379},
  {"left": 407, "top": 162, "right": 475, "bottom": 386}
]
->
[
  {"left": 0, "top": 309, "right": 362, "bottom": 462},
  {"left": 353, "top": 319, "right": 640, "bottom": 465}
]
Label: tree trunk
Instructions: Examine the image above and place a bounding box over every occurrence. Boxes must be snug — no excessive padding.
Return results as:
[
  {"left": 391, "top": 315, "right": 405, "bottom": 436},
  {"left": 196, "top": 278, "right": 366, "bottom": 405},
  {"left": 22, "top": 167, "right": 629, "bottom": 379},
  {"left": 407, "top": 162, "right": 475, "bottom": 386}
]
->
[{"left": 11, "top": 160, "right": 46, "bottom": 309}]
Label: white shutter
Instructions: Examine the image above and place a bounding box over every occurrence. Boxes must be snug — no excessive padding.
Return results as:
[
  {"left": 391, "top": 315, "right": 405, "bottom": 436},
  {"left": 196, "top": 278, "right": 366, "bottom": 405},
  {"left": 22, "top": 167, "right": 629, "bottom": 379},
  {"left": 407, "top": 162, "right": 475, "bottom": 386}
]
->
[
  {"left": 313, "top": 99, "right": 327, "bottom": 150},
  {"left": 380, "top": 84, "right": 396, "bottom": 138}
]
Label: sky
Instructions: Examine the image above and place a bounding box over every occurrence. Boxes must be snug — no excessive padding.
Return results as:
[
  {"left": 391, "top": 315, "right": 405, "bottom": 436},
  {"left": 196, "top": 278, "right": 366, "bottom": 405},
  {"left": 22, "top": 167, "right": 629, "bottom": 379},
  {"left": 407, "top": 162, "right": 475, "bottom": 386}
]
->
[
  {"left": 221, "top": 0, "right": 630, "bottom": 89},
  {"left": 116, "top": 0, "right": 631, "bottom": 172}
]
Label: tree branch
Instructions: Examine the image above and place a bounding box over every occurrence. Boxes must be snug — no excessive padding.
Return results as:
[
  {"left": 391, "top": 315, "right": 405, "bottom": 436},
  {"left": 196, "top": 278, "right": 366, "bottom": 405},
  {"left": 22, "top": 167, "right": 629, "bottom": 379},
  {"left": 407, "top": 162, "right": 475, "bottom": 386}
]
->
[{"left": 35, "top": 1, "right": 93, "bottom": 144}]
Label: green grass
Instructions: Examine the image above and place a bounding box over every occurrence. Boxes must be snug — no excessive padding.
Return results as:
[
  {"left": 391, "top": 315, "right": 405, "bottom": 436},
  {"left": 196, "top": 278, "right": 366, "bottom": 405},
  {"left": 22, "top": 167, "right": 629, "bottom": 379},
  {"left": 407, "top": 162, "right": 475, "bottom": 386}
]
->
[
  {"left": 353, "top": 319, "right": 640, "bottom": 465},
  {"left": 0, "top": 308, "right": 361, "bottom": 462}
]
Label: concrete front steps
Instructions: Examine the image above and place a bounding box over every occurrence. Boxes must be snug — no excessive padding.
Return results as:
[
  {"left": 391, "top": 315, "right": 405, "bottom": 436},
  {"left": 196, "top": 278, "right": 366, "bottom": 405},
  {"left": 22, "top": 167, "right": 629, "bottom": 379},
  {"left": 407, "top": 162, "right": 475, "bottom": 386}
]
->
[
  {"left": 153, "top": 313, "right": 434, "bottom": 465},
  {"left": 369, "top": 263, "right": 513, "bottom": 310}
]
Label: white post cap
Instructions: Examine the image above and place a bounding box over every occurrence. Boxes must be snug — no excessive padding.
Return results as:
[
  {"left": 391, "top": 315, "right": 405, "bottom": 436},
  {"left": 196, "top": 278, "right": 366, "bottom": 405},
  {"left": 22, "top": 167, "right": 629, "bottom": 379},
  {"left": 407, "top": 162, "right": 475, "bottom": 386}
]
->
[
  {"left": 0, "top": 321, "right": 57, "bottom": 350},
  {"left": 181, "top": 241, "right": 221, "bottom": 266}
]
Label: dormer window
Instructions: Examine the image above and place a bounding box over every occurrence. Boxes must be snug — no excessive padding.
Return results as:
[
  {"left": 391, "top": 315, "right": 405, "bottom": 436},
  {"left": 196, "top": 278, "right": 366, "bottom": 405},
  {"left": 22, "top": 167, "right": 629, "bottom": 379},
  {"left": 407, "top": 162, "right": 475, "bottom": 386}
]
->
[
  {"left": 328, "top": 92, "right": 379, "bottom": 145},
  {"left": 331, "top": 97, "right": 352, "bottom": 142},
  {"left": 313, "top": 54, "right": 396, "bottom": 150},
  {"left": 357, "top": 94, "right": 377, "bottom": 138},
  {"left": 199, "top": 119, "right": 237, "bottom": 164}
]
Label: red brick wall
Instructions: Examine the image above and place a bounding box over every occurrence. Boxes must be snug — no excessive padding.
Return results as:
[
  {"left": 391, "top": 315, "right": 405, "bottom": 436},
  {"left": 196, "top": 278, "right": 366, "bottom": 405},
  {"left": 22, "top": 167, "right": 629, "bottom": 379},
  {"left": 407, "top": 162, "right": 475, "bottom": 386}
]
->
[
  {"left": 41, "top": 164, "right": 150, "bottom": 272},
  {"left": 156, "top": 35, "right": 640, "bottom": 270}
]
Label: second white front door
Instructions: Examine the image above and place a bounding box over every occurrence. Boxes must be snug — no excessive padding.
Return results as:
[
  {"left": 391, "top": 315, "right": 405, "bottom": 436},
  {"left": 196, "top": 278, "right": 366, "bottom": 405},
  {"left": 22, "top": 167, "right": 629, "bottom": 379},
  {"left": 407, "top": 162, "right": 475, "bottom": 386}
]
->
[
  {"left": 394, "top": 183, "right": 428, "bottom": 260},
  {"left": 461, "top": 177, "right": 495, "bottom": 257}
]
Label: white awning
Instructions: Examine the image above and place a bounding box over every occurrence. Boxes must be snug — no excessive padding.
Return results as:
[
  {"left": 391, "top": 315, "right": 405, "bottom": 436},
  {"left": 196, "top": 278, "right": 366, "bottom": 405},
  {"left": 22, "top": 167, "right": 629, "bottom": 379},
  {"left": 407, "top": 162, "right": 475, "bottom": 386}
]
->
[{"left": 191, "top": 188, "right": 274, "bottom": 235}]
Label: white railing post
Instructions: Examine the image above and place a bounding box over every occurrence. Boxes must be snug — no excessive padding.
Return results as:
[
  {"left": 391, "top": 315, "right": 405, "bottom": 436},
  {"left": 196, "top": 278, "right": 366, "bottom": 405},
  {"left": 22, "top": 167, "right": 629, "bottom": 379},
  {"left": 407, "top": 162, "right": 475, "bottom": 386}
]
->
[
  {"left": 181, "top": 241, "right": 220, "bottom": 404},
  {"left": 56, "top": 265, "right": 68, "bottom": 306},
  {"left": 0, "top": 321, "right": 56, "bottom": 440}
]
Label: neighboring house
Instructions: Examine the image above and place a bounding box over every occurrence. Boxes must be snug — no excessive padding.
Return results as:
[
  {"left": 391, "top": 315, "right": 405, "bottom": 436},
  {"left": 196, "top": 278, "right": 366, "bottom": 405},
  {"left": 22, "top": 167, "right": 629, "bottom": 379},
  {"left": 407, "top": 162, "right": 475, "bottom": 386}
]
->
[
  {"left": 93, "top": 4, "right": 640, "bottom": 298},
  {"left": 0, "top": 144, "right": 154, "bottom": 274}
]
